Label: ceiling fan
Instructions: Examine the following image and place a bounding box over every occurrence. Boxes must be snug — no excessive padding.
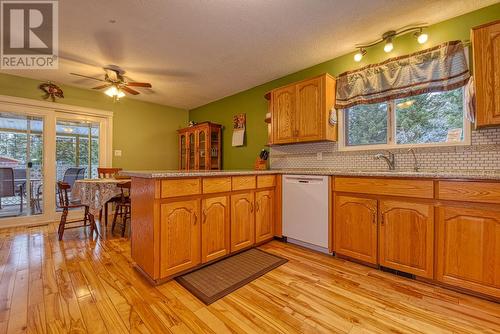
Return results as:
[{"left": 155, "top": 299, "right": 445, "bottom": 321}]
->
[{"left": 70, "top": 66, "right": 152, "bottom": 98}]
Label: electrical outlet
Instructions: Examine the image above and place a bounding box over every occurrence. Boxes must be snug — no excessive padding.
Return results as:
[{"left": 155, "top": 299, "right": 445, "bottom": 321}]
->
[
  {"left": 114, "top": 150, "right": 122, "bottom": 157},
  {"left": 316, "top": 152, "right": 323, "bottom": 161}
]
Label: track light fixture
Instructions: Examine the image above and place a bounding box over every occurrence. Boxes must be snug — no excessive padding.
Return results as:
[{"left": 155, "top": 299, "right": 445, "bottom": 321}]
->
[
  {"left": 415, "top": 28, "right": 428, "bottom": 44},
  {"left": 353, "top": 25, "right": 428, "bottom": 61},
  {"left": 353, "top": 48, "right": 367, "bottom": 62}
]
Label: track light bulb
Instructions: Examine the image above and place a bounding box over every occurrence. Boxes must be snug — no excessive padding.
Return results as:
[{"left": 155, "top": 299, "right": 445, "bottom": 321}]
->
[
  {"left": 416, "top": 30, "right": 428, "bottom": 44},
  {"left": 354, "top": 48, "right": 366, "bottom": 62},
  {"left": 384, "top": 38, "right": 393, "bottom": 53}
]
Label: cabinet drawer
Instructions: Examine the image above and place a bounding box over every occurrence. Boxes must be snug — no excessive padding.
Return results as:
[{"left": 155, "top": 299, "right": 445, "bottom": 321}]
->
[
  {"left": 232, "top": 176, "right": 256, "bottom": 191},
  {"left": 335, "top": 177, "right": 433, "bottom": 199},
  {"left": 257, "top": 175, "right": 276, "bottom": 188},
  {"left": 202, "top": 177, "right": 231, "bottom": 194},
  {"left": 438, "top": 181, "right": 500, "bottom": 204},
  {"left": 161, "top": 178, "right": 201, "bottom": 198}
]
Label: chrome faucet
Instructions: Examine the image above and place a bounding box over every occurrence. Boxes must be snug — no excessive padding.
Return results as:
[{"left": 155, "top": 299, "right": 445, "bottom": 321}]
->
[
  {"left": 407, "top": 148, "right": 420, "bottom": 172},
  {"left": 374, "top": 151, "right": 395, "bottom": 170}
]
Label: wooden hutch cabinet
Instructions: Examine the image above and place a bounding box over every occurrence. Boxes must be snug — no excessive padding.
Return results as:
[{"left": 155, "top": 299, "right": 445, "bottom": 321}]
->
[{"left": 178, "top": 122, "right": 222, "bottom": 170}]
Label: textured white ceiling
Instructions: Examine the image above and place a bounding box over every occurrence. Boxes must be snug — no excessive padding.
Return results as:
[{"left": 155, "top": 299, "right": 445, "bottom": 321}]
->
[{"left": 1, "top": 0, "right": 498, "bottom": 109}]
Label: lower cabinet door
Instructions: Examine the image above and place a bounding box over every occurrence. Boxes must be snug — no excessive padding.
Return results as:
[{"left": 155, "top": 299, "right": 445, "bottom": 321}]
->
[
  {"left": 436, "top": 206, "right": 500, "bottom": 298},
  {"left": 334, "top": 195, "right": 378, "bottom": 264},
  {"left": 379, "top": 200, "right": 434, "bottom": 278},
  {"left": 160, "top": 200, "right": 201, "bottom": 277},
  {"left": 334, "top": 196, "right": 377, "bottom": 264},
  {"left": 255, "top": 190, "right": 274, "bottom": 243},
  {"left": 230, "top": 192, "right": 255, "bottom": 252},
  {"left": 201, "top": 196, "right": 230, "bottom": 263}
]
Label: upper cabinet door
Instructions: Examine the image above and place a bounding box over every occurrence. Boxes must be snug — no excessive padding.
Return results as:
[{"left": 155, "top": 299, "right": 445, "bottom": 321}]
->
[
  {"left": 436, "top": 206, "right": 500, "bottom": 298},
  {"left": 473, "top": 20, "right": 500, "bottom": 127},
  {"left": 379, "top": 200, "right": 434, "bottom": 278},
  {"left": 334, "top": 195, "right": 378, "bottom": 265},
  {"left": 295, "top": 77, "right": 323, "bottom": 142},
  {"left": 272, "top": 85, "right": 296, "bottom": 144}
]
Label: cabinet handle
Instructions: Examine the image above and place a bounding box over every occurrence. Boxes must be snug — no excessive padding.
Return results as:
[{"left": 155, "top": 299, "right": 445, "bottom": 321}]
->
[
  {"left": 202, "top": 210, "right": 207, "bottom": 224},
  {"left": 250, "top": 203, "right": 254, "bottom": 213},
  {"left": 193, "top": 212, "right": 197, "bottom": 225},
  {"left": 372, "top": 214, "right": 376, "bottom": 224},
  {"left": 256, "top": 202, "right": 260, "bottom": 212},
  {"left": 380, "top": 215, "right": 384, "bottom": 225}
]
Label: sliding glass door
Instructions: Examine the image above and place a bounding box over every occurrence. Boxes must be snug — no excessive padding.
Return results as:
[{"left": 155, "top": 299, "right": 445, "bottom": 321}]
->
[
  {"left": 0, "top": 112, "right": 44, "bottom": 218},
  {"left": 0, "top": 98, "right": 112, "bottom": 227}
]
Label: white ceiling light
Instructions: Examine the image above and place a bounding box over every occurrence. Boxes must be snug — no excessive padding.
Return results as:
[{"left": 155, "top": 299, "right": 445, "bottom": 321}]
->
[
  {"left": 104, "top": 85, "right": 125, "bottom": 99},
  {"left": 354, "top": 48, "right": 367, "bottom": 62},
  {"left": 415, "top": 29, "right": 428, "bottom": 44},
  {"left": 384, "top": 38, "right": 394, "bottom": 53}
]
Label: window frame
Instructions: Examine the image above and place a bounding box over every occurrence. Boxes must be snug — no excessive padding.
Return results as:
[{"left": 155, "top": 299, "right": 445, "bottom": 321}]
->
[{"left": 338, "top": 88, "right": 471, "bottom": 152}]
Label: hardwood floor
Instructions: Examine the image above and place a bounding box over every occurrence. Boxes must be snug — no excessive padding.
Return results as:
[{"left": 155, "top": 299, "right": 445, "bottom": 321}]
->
[{"left": 0, "top": 222, "right": 498, "bottom": 334}]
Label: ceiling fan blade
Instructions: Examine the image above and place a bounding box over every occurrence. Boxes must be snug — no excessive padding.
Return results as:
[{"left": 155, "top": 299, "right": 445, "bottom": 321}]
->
[
  {"left": 70, "top": 73, "right": 105, "bottom": 82},
  {"left": 92, "top": 84, "right": 112, "bottom": 90},
  {"left": 121, "top": 86, "right": 140, "bottom": 95},
  {"left": 126, "top": 82, "right": 152, "bottom": 88}
]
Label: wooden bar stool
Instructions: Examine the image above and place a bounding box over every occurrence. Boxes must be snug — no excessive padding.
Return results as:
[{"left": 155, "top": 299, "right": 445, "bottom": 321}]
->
[
  {"left": 112, "top": 181, "right": 131, "bottom": 237},
  {"left": 56, "top": 181, "right": 93, "bottom": 240},
  {"left": 97, "top": 167, "right": 122, "bottom": 226}
]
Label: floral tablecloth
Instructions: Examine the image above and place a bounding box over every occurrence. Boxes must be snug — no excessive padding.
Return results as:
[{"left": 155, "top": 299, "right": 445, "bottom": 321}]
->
[{"left": 71, "top": 179, "right": 129, "bottom": 215}]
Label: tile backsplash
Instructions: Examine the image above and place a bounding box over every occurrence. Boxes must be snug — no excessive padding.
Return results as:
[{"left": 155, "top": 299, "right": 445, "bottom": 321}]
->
[{"left": 270, "top": 128, "right": 500, "bottom": 171}]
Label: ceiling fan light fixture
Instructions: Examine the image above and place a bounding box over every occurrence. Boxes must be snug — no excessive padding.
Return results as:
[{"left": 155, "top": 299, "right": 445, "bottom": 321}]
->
[
  {"left": 104, "top": 85, "right": 125, "bottom": 98},
  {"left": 384, "top": 38, "right": 394, "bottom": 53},
  {"left": 104, "top": 85, "right": 118, "bottom": 97}
]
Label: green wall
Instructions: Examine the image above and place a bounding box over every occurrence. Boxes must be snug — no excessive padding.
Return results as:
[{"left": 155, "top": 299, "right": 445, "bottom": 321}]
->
[
  {"left": 189, "top": 3, "right": 500, "bottom": 169},
  {"left": 0, "top": 73, "right": 188, "bottom": 170}
]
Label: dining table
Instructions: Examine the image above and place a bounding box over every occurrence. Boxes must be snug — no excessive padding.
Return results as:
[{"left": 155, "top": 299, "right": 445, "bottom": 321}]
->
[{"left": 71, "top": 177, "right": 130, "bottom": 237}]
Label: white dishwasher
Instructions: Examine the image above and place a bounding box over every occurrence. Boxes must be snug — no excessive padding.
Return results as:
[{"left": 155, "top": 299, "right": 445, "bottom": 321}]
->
[{"left": 282, "top": 174, "right": 330, "bottom": 253}]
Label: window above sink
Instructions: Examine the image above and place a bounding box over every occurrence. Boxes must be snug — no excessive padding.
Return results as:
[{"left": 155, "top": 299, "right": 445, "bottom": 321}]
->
[{"left": 338, "top": 87, "right": 471, "bottom": 151}]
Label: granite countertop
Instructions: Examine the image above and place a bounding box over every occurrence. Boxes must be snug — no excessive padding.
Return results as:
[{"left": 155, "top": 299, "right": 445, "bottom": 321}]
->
[
  {"left": 121, "top": 170, "right": 279, "bottom": 178},
  {"left": 121, "top": 169, "right": 500, "bottom": 180}
]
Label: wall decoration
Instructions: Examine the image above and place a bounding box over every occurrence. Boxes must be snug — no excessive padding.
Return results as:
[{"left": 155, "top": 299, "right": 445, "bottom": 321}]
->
[
  {"left": 39, "top": 82, "right": 64, "bottom": 101},
  {"left": 232, "top": 113, "right": 246, "bottom": 146}
]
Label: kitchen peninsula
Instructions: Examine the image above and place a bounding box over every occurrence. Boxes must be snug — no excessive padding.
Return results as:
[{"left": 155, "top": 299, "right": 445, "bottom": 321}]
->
[{"left": 125, "top": 170, "right": 281, "bottom": 284}]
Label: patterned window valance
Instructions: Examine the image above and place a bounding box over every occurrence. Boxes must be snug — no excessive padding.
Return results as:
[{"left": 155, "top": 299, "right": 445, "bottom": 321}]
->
[{"left": 335, "top": 41, "right": 470, "bottom": 109}]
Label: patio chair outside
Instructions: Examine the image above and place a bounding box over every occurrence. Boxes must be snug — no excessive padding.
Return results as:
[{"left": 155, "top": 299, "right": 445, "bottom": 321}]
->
[{"left": 0, "top": 167, "right": 23, "bottom": 212}]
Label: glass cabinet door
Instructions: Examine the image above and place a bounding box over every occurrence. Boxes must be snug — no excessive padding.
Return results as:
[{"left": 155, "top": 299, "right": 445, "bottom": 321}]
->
[
  {"left": 188, "top": 132, "right": 195, "bottom": 170},
  {"left": 179, "top": 134, "right": 186, "bottom": 170},
  {"left": 210, "top": 129, "right": 220, "bottom": 169},
  {"left": 198, "top": 130, "right": 206, "bottom": 170}
]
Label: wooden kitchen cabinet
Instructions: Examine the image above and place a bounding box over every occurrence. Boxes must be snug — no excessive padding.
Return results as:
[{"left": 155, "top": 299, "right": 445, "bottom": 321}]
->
[
  {"left": 270, "top": 73, "right": 337, "bottom": 144},
  {"left": 178, "top": 122, "right": 222, "bottom": 170},
  {"left": 295, "top": 77, "right": 323, "bottom": 142},
  {"left": 472, "top": 20, "right": 500, "bottom": 127},
  {"left": 334, "top": 195, "right": 378, "bottom": 265},
  {"left": 230, "top": 192, "right": 255, "bottom": 252},
  {"left": 436, "top": 206, "right": 500, "bottom": 298},
  {"left": 255, "top": 190, "right": 274, "bottom": 243},
  {"left": 379, "top": 200, "right": 434, "bottom": 278},
  {"left": 201, "top": 196, "right": 230, "bottom": 263},
  {"left": 272, "top": 85, "right": 296, "bottom": 144},
  {"left": 159, "top": 199, "right": 201, "bottom": 277}
]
